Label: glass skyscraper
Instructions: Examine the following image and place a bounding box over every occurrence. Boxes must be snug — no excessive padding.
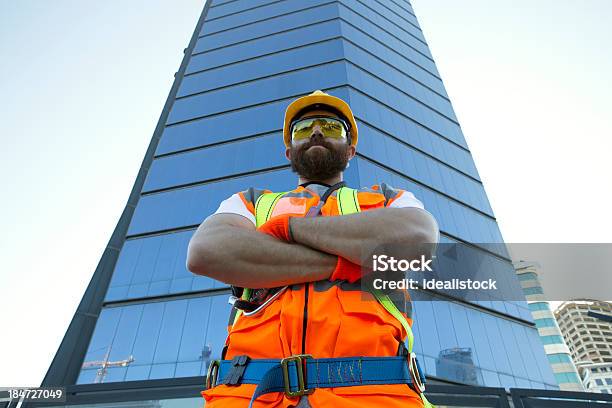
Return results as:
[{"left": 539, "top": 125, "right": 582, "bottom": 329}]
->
[{"left": 43, "top": 0, "right": 558, "bottom": 392}]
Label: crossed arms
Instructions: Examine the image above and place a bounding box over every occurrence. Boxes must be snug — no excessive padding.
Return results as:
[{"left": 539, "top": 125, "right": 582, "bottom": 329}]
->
[
  {"left": 186, "top": 205, "right": 438, "bottom": 288},
  {"left": 187, "top": 208, "right": 438, "bottom": 287}
]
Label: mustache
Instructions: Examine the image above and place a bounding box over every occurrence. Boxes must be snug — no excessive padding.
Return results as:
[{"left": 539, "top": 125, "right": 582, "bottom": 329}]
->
[{"left": 298, "top": 137, "right": 334, "bottom": 151}]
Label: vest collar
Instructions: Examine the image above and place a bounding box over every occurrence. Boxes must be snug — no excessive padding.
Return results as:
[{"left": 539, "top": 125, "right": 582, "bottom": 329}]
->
[{"left": 298, "top": 181, "right": 345, "bottom": 198}]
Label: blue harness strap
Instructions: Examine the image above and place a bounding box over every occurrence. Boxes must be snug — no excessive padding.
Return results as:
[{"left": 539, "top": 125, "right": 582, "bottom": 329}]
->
[{"left": 209, "top": 355, "right": 425, "bottom": 408}]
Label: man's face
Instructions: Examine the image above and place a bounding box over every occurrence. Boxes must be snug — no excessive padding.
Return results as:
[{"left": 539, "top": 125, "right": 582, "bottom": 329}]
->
[{"left": 286, "top": 109, "right": 356, "bottom": 181}]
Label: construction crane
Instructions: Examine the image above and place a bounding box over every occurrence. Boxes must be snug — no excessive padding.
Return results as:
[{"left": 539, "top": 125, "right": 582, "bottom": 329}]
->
[{"left": 82, "top": 346, "right": 134, "bottom": 383}]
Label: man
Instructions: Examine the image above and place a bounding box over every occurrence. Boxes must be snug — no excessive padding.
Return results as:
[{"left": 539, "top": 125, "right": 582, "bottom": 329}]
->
[{"left": 187, "top": 90, "right": 438, "bottom": 407}]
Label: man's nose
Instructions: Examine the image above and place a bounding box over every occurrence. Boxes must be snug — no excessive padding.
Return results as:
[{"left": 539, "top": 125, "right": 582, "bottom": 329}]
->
[{"left": 310, "top": 125, "right": 324, "bottom": 138}]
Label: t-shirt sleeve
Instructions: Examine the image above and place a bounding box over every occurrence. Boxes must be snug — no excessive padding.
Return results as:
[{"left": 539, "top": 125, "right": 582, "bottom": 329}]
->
[
  {"left": 387, "top": 190, "right": 425, "bottom": 210},
  {"left": 386, "top": 189, "right": 440, "bottom": 244},
  {"left": 205, "top": 193, "right": 255, "bottom": 225}
]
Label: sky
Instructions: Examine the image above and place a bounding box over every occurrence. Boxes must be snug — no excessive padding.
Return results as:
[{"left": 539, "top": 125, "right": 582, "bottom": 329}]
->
[{"left": 1, "top": 0, "right": 611, "bottom": 387}]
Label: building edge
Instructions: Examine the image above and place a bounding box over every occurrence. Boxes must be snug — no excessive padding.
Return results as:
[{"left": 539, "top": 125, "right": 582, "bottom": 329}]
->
[{"left": 40, "top": 0, "right": 213, "bottom": 386}]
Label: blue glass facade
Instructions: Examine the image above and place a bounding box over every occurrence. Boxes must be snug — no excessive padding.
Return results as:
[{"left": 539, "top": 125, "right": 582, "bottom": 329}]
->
[{"left": 73, "top": 0, "right": 557, "bottom": 389}]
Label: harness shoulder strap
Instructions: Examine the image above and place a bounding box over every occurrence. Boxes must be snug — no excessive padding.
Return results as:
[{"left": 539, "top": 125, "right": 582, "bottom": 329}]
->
[
  {"left": 336, "top": 187, "right": 415, "bottom": 354},
  {"left": 372, "top": 289, "right": 413, "bottom": 352},
  {"left": 337, "top": 186, "right": 361, "bottom": 215},
  {"left": 254, "top": 192, "right": 286, "bottom": 228}
]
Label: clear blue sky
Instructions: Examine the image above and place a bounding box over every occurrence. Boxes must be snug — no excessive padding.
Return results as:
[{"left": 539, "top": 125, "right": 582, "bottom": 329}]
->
[{"left": 1, "top": 0, "right": 610, "bottom": 386}]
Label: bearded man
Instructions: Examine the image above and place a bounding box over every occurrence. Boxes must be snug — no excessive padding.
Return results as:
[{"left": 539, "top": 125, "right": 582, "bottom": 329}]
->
[{"left": 187, "top": 90, "right": 439, "bottom": 408}]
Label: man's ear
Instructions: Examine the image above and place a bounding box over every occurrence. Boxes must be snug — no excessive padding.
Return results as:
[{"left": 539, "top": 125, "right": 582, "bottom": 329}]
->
[
  {"left": 347, "top": 141, "right": 356, "bottom": 160},
  {"left": 285, "top": 147, "right": 292, "bottom": 162}
]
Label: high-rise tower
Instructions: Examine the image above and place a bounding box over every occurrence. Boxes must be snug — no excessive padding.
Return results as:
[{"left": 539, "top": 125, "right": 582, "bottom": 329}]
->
[
  {"left": 555, "top": 299, "right": 612, "bottom": 393},
  {"left": 43, "top": 0, "right": 557, "bottom": 393},
  {"left": 514, "top": 261, "right": 583, "bottom": 391}
]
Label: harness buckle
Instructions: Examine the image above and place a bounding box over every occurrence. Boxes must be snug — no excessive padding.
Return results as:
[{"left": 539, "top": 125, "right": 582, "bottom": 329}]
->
[
  {"left": 205, "top": 359, "right": 220, "bottom": 390},
  {"left": 280, "top": 354, "right": 314, "bottom": 398},
  {"left": 408, "top": 352, "right": 426, "bottom": 393}
]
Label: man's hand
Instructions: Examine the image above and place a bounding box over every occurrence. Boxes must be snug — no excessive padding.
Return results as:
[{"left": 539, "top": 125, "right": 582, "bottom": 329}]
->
[
  {"left": 257, "top": 214, "right": 293, "bottom": 242},
  {"left": 329, "top": 256, "right": 363, "bottom": 283}
]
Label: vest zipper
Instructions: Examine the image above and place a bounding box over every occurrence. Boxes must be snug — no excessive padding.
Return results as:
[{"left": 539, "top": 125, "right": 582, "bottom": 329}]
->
[
  {"left": 301, "top": 282, "right": 309, "bottom": 354},
  {"left": 299, "top": 182, "right": 345, "bottom": 355}
]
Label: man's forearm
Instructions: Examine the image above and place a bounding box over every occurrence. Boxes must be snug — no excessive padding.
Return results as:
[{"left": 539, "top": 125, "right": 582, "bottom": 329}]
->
[
  {"left": 290, "top": 208, "right": 438, "bottom": 264},
  {"left": 188, "top": 223, "right": 336, "bottom": 288}
]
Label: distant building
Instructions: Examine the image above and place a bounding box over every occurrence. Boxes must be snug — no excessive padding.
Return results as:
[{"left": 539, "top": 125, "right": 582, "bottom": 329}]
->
[
  {"left": 555, "top": 299, "right": 612, "bottom": 393},
  {"left": 514, "top": 261, "right": 583, "bottom": 391},
  {"left": 436, "top": 347, "right": 482, "bottom": 385},
  {"left": 555, "top": 300, "right": 612, "bottom": 364},
  {"left": 578, "top": 362, "right": 612, "bottom": 394}
]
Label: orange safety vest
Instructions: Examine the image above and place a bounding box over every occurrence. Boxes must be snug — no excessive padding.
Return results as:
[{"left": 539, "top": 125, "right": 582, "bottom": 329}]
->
[{"left": 202, "top": 183, "right": 426, "bottom": 408}]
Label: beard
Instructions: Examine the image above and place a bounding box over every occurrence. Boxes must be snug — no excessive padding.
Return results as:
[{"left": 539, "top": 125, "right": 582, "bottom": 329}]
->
[{"left": 290, "top": 137, "right": 350, "bottom": 181}]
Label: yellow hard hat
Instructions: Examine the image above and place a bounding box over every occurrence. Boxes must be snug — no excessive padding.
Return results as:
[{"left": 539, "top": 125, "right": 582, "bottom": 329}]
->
[{"left": 283, "top": 90, "right": 358, "bottom": 147}]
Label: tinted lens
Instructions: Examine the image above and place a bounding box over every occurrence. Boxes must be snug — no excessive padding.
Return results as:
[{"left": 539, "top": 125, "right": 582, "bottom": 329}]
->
[
  {"left": 292, "top": 119, "right": 315, "bottom": 141},
  {"left": 291, "top": 117, "right": 347, "bottom": 141}
]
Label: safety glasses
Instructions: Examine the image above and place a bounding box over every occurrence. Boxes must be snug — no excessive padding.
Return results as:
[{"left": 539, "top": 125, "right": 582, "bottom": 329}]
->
[{"left": 290, "top": 116, "right": 349, "bottom": 142}]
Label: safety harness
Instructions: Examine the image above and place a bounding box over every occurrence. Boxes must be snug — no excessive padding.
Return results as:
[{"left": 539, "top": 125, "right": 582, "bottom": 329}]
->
[{"left": 207, "top": 187, "right": 435, "bottom": 408}]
